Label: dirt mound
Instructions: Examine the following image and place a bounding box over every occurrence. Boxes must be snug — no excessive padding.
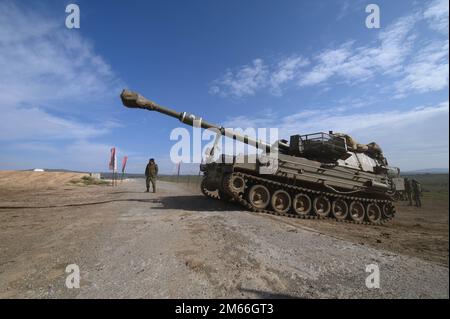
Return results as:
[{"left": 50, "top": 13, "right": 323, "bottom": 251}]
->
[{"left": 0, "top": 170, "right": 88, "bottom": 190}]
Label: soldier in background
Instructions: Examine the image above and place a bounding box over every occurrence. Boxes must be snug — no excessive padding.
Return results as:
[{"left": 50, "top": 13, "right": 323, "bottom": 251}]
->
[
  {"left": 404, "top": 178, "right": 413, "bottom": 206},
  {"left": 145, "top": 158, "right": 158, "bottom": 193},
  {"left": 412, "top": 179, "right": 422, "bottom": 208}
]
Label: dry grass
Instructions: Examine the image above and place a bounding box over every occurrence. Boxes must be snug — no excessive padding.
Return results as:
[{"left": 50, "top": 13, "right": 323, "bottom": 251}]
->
[
  {"left": 69, "top": 175, "right": 109, "bottom": 186},
  {"left": 0, "top": 170, "right": 88, "bottom": 190}
]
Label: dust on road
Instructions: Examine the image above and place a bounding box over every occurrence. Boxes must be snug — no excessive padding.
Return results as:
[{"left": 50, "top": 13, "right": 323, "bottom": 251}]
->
[{"left": 0, "top": 173, "right": 448, "bottom": 298}]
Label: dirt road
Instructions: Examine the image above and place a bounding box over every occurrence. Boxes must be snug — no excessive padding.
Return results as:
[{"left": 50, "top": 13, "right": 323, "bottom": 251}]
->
[{"left": 0, "top": 176, "right": 448, "bottom": 298}]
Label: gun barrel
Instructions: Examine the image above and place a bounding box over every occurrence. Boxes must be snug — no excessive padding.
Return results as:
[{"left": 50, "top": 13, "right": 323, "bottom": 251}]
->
[
  {"left": 121, "top": 89, "right": 219, "bottom": 129},
  {"left": 120, "top": 89, "right": 278, "bottom": 152}
]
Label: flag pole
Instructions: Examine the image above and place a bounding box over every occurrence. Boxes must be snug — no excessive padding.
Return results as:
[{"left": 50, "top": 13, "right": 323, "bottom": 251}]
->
[
  {"left": 177, "top": 162, "right": 181, "bottom": 183},
  {"left": 120, "top": 156, "right": 128, "bottom": 183}
]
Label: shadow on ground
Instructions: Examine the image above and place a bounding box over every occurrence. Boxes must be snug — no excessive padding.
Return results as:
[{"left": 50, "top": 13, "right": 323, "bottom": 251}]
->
[
  {"left": 0, "top": 195, "right": 240, "bottom": 212},
  {"left": 0, "top": 198, "right": 161, "bottom": 210},
  {"left": 159, "top": 195, "right": 241, "bottom": 212}
]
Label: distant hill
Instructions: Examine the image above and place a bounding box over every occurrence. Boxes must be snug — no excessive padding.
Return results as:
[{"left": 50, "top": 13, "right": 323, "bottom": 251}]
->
[
  {"left": 20, "top": 169, "right": 194, "bottom": 179},
  {"left": 403, "top": 168, "right": 449, "bottom": 174},
  {"left": 21, "top": 168, "right": 88, "bottom": 173},
  {"left": 22, "top": 167, "right": 449, "bottom": 176},
  {"left": 42, "top": 168, "right": 88, "bottom": 173},
  {"left": 100, "top": 172, "right": 145, "bottom": 179}
]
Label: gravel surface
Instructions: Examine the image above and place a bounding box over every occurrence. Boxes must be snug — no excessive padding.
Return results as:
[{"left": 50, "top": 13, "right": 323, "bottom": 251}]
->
[{"left": 0, "top": 178, "right": 448, "bottom": 298}]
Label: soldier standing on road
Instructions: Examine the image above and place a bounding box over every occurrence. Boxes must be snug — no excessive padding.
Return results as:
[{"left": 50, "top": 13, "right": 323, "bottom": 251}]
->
[
  {"left": 412, "top": 179, "right": 422, "bottom": 208},
  {"left": 404, "top": 177, "right": 413, "bottom": 206},
  {"left": 145, "top": 158, "right": 158, "bottom": 193}
]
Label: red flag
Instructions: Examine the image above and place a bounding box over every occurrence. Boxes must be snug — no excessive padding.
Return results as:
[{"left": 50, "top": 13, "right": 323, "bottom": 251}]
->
[
  {"left": 121, "top": 156, "right": 128, "bottom": 173},
  {"left": 109, "top": 147, "right": 116, "bottom": 171}
]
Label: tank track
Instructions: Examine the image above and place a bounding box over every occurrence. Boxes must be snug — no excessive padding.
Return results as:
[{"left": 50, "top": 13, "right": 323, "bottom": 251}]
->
[
  {"left": 220, "top": 172, "right": 395, "bottom": 226},
  {"left": 201, "top": 176, "right": 232, "bottom": 201},
  {"left": 201, "top": 177, "right": 221, "bottom": 199}
]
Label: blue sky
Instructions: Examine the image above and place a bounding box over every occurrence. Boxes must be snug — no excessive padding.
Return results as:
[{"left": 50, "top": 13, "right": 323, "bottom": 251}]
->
[{"left": 0, "top": 0, "right": 448, "bottom": 173}]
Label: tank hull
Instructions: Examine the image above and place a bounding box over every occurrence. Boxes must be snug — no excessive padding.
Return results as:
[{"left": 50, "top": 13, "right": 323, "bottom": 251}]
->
[{"left": 200, "top": 154, "right": 395, "bottom": 225}]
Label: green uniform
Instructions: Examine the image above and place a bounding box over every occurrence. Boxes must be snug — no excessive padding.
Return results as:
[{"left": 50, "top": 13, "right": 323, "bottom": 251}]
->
[
  {"left": 404, "top": 178, "right": 413, "bottom": 206},
  {"left": 145, "top": 161, "right": 158, "bottom": 192},
  {"left": 412, "top": 180, "right": 422, "bottom": 208}
]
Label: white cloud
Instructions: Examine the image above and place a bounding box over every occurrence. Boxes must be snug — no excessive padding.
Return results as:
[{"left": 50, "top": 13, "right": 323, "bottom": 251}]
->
[
  {"left": 273, "top": 102, "right": 449, "bottom": 142},
  {"left": 394, "top": 40, "right": 449, "bottom": 95},
  {"left": 13, "top": 142, "right": 60, "bottom": 154},
  {"left": 211, "top": 1, "right": 448, "bottom": 98},
  {"left": 221, "top": 101, "right": 449, "bottom": 170},
  {"left": 210, "top": 59, "right": 269, "bottom": 98},
  {"left": 300, "top": 15, "right": 417, "bottom": 87},
  {"left": 299, "top": 42, "right": 353, "bottom": 86},
  {"left": 0, "top": 140, "right": 143, "bottom": 172},
  {"left": 210, "top": 56, "right": 309, "bottom": 98},
  {"left": 211, "top": 13, "right": 420, "bottom": 96},
  {"left": 335, "top": 0, "right": 366, "bottom": 21},
  {"left": 269, "top": 56, "right": 309, "bottom": 95},
  {"left": 0, "top": 1, "right": 123, "bottom": 142},
  {"left": 300, "top": 3, "right": 448, "bottom": 94},
  {"left": 372, "top": 15, "right": 417, "bottom": 73},
  {"left": 0, "top": 141, "right": 107, "bottom": 172},
  {"left": 64, "top": 141, "right": 118, "bottom": 170},
  {"left": 0, "top": 106, "right": 108, "bottom": 141},
  {"left": 0, "top": 2, "right": 121, "bottom": 107},
  {"left": 423, "top": 0, "right": 449, "bottom": 33},
  {"left": 0, "top": 2, "right": 129, "bottom": 172},
  {"left": 336, "top": 0, "right": 351, "bottom": 21},
  {"left": 223, "top": 110, "right": 277, "bottom": 128}
]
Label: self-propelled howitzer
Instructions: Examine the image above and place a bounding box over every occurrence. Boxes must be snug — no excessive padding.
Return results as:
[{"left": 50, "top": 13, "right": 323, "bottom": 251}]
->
[{"left": 121, "top": 89, "right": 399, "bottom": 225}]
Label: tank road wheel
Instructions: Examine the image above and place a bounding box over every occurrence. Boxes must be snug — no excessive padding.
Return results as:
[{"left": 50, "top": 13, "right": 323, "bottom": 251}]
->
[
  {"left": 367, "top": 203, "right": 381, "bottom": 223},
  {"left": 271, "top": 190, "right": 292, "bottom": 214},
  {"left": 349, "top": 201, "right": 365, "bottom": 223},
  {"left": 247, "top": 185, "right": 270, "bottom": 210},
  {"left": 228, "top": 175, "right": 246, "bottom": 194},
  {"left": 382, "top": 203, "right": 394, "bottom": 218},
  {"left": 313, "top": 196, "right": 331, "bottom": 218},
  {"left": 292, "top": 193, "right": 312, "bottom": 216},
  {"left": 332, "top": 199, "right": 348, "bottom": 221}
]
